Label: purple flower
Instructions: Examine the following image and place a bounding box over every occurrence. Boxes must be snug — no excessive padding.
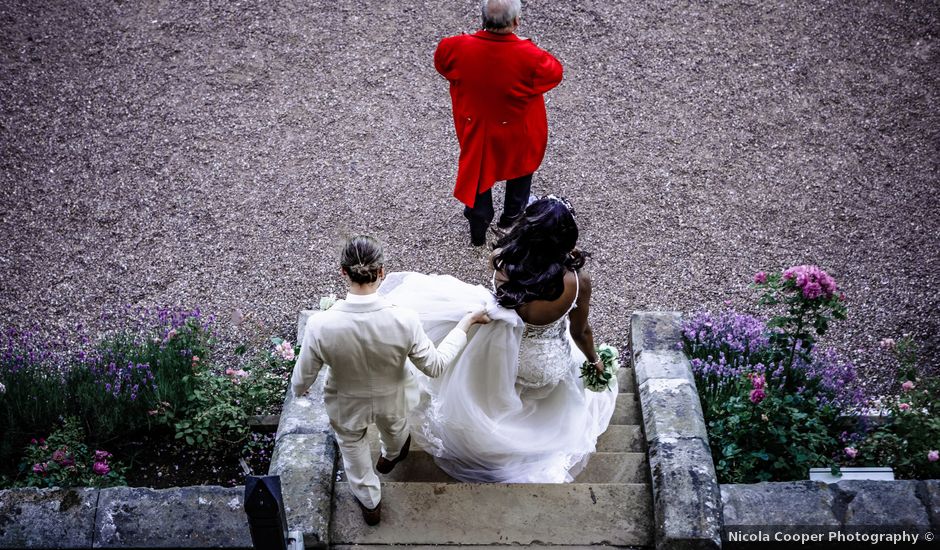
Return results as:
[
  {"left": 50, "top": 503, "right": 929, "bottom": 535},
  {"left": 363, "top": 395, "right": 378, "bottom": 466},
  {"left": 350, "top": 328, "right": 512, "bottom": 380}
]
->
[
  {"left": 93, "top": 461, "right": 111, "bottom": 476},
  {"left": 51, "top": 448, "right": 68, "bottom": 463},
  {"left": 94, "top": 450, "right": 112, "bottom": 461},
  {"left": 753, "top": 271, "right": 767, "bottom": 284},
  {"left": 844, "top": 447, "right": 858, "bottom": 459},
  {"left": 32, "top": 462, "right": 47, "bottom": 474},
  {"left": 901, "top": 380, "right": 915, "bottom": 392},
  {"left": 928, "top": 450, "right": 939, "bottom": 463}
]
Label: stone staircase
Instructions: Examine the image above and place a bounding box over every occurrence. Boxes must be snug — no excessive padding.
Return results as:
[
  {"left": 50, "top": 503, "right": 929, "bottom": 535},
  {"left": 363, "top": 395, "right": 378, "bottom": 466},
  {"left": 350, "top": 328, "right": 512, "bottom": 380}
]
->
[{"left": 328, "top": 368, "right": 654, "bottom": 548}]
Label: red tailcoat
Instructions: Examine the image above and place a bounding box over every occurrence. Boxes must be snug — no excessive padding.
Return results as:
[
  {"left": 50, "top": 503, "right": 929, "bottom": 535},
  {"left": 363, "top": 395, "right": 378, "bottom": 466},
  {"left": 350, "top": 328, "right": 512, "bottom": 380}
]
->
[{"left": 435, "top": 31, "right": 563, "bottom": 208}]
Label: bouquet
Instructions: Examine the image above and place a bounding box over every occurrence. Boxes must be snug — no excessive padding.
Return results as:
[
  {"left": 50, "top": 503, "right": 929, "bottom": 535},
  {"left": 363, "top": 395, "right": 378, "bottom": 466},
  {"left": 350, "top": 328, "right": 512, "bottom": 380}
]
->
[
  {"left": 580, "top": 344, "right": 620, "bottom": 392},
  {"left": 319, "top": 293, "right": 337, "bottom": 311}
]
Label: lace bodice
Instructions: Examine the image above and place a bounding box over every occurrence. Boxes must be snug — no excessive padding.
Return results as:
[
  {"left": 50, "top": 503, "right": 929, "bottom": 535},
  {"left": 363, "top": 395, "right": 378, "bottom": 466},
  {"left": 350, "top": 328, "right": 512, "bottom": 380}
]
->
[{"left": 492, "top": 271, "right": 580, "bottom": 389}]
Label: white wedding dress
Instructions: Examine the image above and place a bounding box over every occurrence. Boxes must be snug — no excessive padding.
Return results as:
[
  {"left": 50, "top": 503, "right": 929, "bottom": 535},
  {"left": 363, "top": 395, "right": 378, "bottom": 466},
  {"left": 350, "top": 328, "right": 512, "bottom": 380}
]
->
[{"left": 378, "top": 271, "right": 618, "bottom": 483}]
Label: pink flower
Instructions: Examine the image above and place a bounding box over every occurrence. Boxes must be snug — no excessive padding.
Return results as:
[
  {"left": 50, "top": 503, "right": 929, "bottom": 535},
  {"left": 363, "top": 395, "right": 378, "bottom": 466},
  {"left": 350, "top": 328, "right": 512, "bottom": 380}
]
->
[
  {"left": 782, "top": 265, "right": 838, "bottom": 300},
  {"left": 901, "top": 380, "right": 915, "bottom": 392},
  {"left": 164, "top": 328, "right": 178, "bottom": 342},
  {"left": 93, "top": 461, "right": 111, "bottom": 476},
  {"left": 30, "top": 438, "right": 37, "bottom": 445},
  {"left": 749, "top": 388, "right": 765, "bottom": 404},
  {"left": 928, "top": 450, "right": 939, "bottom": 462},
  {"left": 844, "top": 447, "right": 858, "bottom": 459},
  {"left": 899, "top": 402, "right": 911, "bottom": 411},
  {"left": 191, "top": 355, "right": 200, "bottom": 363},
  {"left": 94, "top": 450, "right": 112, "bottom": 461},
  {"left": 51, "top": 448, "right": 68, "bottom": 463},
  {"left": 879, "top": 338, "right": 896, "bottom": 350},
  {"left": 32, "top": 462, "right": 47, "bottom": 474},
  {"left": 749, "top": 373, "right": 766, "bottom": 390},
  {"left": 753, "top": 271, "right": 767, "bottom": 284}
]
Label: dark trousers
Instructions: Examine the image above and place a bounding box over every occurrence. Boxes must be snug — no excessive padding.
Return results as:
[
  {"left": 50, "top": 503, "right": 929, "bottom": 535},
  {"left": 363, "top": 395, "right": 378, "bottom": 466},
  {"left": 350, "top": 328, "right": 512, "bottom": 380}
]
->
[{"left": 464, "top": 173, "right": 533, "bottom": 246}]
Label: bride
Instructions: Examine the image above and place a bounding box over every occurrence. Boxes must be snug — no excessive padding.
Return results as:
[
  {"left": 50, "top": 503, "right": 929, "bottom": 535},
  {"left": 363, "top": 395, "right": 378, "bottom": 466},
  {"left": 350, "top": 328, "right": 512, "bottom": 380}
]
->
[{"left": 379, "top": 195, "right": 617, "bottom": 483}]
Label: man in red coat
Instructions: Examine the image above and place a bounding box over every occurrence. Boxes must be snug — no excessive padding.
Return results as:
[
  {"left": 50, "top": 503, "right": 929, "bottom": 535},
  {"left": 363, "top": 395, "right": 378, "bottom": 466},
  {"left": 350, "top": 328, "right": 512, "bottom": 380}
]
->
[{"left": 435, "top": 0, "right": 563, "bottom": 247}]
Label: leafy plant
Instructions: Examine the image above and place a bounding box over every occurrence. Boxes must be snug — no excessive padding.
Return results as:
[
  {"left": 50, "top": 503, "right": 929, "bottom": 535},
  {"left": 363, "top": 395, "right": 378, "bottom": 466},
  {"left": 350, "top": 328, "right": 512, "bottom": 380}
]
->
[
  {"left": 683, "top": 265, "right": 859, "bottom": 483},
  {"left": 846, "top": 337, "right": 940, "bottom": 479},
  {"left": 17, "top": 417, "right": 125, "bottom": 488}
]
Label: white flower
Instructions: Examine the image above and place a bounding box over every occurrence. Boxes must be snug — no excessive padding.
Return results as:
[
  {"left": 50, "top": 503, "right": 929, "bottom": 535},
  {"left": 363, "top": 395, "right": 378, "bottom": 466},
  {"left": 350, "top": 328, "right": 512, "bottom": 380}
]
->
[
  {"left": 0, "top": 381, "right": 5, "bottom": 394},
  {"left": 319, "top": 293, "right": 337, "bottom": 311}
]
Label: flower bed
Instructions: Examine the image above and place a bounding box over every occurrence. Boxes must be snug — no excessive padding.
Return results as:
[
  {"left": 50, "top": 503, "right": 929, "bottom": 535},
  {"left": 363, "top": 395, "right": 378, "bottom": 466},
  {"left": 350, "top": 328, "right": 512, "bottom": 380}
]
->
[
  {"left": 682, "top": 266, "right": 939, "bottom": 483},
  {"left": 0, "top": 307, "right": 294, "bottom": 489}
]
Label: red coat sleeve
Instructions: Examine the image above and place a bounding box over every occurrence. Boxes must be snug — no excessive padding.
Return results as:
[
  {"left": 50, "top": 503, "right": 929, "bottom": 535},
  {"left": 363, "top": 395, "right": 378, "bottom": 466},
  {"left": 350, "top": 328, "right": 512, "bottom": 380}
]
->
[
  {"left": 434, "top": 37, "right": 456, "bottom": 80},
  {"left": 531, "top": 48, "right": 563, "bottom": 95}
]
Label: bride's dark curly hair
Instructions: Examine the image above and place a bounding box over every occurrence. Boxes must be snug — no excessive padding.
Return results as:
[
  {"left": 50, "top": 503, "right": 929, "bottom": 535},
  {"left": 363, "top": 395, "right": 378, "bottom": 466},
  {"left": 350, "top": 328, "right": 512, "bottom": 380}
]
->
[{"left": 492, "top": 196, "right": 587, "bottom": 309}]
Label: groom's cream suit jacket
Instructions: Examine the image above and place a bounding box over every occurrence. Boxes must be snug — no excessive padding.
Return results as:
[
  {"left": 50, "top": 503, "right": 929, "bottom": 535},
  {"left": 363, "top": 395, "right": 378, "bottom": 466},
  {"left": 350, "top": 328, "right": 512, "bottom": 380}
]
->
[{"left": 290, "top": 293, "right": 467, "bottom": 431}]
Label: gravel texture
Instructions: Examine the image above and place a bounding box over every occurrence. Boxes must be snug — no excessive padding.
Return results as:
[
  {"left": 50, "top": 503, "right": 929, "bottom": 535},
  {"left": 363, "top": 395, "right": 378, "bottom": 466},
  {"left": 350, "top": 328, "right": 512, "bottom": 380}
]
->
[{"left": 1, "top": 1, "right": 938, "bottom": 385}]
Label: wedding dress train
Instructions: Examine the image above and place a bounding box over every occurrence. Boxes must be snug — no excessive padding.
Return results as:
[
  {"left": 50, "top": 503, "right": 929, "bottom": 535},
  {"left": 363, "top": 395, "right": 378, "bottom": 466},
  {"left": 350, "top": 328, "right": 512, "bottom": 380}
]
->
[{"left": 378, "top": 271, "right": 617, "bottom": 483}]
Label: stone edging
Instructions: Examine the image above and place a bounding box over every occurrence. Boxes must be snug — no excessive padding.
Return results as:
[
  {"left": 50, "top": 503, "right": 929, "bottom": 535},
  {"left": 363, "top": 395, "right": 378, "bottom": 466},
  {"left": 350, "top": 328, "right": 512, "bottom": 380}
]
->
[
  {"left": 266, "top": 310, "right": 337, "bottom": 549},
  {"left": 722, "top": 480, "right": 940, "bottom": 536},
  {"left": 0, "top": 485, "right": 250, "bottom": 548},
  {"left": 631, "top": 311, "right": 723, "bottom": 550}
]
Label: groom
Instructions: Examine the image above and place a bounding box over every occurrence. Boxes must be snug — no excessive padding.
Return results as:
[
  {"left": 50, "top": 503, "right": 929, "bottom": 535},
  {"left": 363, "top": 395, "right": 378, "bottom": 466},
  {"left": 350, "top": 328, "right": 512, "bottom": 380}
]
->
[
  {"left": 291, "top": 236, "right": 489, "bottom": 526},
  {"left": 435, "top": 0, "right": 563, "bottom": 247}
]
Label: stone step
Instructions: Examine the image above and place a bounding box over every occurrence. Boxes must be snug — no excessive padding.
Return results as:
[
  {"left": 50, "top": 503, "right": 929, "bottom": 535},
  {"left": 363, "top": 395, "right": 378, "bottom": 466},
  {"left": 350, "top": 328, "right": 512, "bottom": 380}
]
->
[
  {"left": 331, "top": 481, "right": 653, "bottom": 546},
  {"left": 612, "top": 392, "right": 640, "bottom": 425},
  {"left": 334, "top": 546, "right": 628, "bottom": 549},
  {"left": 573, "top": 452, "right": 649, "bottom": 484},
  {"left": 342, "top": 449, "right": 648, "bottom": 485},
  {"left": 617, "top": 366, "right": 636, "bottom": 393},
  {"left": 596, "top": 424, "right": 644, "bottom": 452}
]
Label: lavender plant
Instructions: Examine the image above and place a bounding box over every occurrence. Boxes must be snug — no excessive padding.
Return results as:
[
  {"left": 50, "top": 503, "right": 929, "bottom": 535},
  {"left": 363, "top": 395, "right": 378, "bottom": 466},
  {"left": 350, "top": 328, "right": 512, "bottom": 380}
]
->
[
  {"left": 0, "top": 327, "right": 70, "bottom": 462},
  {"left": 682, "top": 265, "right": 863, "bottom": 482}
]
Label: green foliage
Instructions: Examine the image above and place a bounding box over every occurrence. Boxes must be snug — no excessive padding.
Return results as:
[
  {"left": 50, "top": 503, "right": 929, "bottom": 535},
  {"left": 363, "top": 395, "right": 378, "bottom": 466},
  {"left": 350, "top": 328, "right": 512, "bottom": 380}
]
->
[
  {"left": 17, "top": 417, "right": 126, "bottom": 488},
  {"left": 850, "top": 338, "right": 940, "bottom": 479},
  {"left": 708, "top": 391, "right": 841, "bottom": 483}
]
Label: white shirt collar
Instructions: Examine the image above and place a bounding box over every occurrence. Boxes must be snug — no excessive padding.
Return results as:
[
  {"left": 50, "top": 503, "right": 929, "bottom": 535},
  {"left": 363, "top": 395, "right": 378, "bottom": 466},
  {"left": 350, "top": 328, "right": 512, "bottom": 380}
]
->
[{"left": 344, "top": 292, "right": 381, "bottom": 304}]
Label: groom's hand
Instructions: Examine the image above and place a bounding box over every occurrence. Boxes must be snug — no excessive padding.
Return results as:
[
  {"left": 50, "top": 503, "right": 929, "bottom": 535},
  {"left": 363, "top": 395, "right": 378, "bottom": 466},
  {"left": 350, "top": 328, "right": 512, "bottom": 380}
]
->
[{"left": 457, "top": 308, "right": 491, "bottom": 332}]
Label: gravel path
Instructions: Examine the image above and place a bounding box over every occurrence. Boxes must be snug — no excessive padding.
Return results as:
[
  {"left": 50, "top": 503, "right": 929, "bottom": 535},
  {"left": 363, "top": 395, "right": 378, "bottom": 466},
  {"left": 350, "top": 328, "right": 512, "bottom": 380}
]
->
[{"left": 1, "top": 1, "right": 938, "bottom": 384}]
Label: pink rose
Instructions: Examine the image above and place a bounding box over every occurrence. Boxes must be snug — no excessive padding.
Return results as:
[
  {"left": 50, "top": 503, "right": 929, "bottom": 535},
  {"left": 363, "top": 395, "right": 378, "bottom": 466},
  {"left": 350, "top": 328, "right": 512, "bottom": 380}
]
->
[
  {"left": 94, "top": 450, "right": 111, "bottom": 461},
  {"left": 901, "top": 380, "right": 915, "bottom": 392},
  {"left": 928, "top": 450, "right": 939, "bottom": 463},
  {"left": 844, "top": 447, "right": 858, "bottom": 459},
  {"left": 93, "top": 461, "right": 111, "bottom": 476},
  {"left": 32, "top": 462, "right": 48, "bottom": 473},
  {"left": 51, "top": 448, "right": 68, "bottom": 463},
  {"left": 753, "top": 271, "right": 767, "bottom": 284},
  {"left": 899, "top": 402, "right": 911, "bottom": 412},
  {"left": 749, "top": 388, "right": 765, "bottom": 404},
  {"left": 191, "top": 355, "right": 200, "bottom": 363}
]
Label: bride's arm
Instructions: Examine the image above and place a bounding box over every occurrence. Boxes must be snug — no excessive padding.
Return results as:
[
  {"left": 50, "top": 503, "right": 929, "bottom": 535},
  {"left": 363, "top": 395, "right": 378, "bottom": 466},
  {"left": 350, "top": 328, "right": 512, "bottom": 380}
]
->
[{"left": 568, "top": 270, "right": 602, "bottom": 374}]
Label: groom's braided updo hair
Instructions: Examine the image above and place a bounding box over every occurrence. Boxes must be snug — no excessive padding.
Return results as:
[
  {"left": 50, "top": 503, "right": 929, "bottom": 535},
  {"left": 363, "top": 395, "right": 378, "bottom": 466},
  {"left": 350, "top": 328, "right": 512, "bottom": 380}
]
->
[{"left": 340, "top": 235, "right": 384, "bottom": 284}]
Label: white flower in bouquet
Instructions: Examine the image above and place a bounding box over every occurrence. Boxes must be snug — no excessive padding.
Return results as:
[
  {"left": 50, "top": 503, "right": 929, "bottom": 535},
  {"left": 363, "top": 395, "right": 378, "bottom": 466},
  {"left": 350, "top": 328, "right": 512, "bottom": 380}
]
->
[
  {"left": 319, "top": 293, "right": 337, "bottom": 310},
  {"left": 580, "top": 344, "right": 620, "bottom": 392}
]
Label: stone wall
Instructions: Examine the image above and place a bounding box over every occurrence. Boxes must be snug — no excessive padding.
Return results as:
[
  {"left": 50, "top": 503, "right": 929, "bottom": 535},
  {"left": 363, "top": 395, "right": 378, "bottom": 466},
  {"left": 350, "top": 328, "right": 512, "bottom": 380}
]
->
[
  {"left": 0, "top": 486, "right": 251, "bottom": 548},
  {"left": 722, "top": 480, "right": 939, "bottom": 543}
]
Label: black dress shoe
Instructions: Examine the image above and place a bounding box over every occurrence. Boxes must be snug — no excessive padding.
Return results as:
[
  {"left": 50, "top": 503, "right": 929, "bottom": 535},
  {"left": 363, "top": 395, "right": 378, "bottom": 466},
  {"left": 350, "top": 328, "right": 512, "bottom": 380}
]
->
[
  {"left": 356, "top": 497, "right": 381, "bottom": 526},
  {"left": 376, "top": 435, "right": 411, "bottom": 474}
]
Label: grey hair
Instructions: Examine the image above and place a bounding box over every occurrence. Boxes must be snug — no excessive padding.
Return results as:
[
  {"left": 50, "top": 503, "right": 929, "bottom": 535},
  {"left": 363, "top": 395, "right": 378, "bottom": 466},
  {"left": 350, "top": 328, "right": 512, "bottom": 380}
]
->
[
  {"left": 340, "top": 235, "right": 384, "bottom": 284},
  {"left": 481, "top": 0, "right": 521, "bottom": 30}
]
